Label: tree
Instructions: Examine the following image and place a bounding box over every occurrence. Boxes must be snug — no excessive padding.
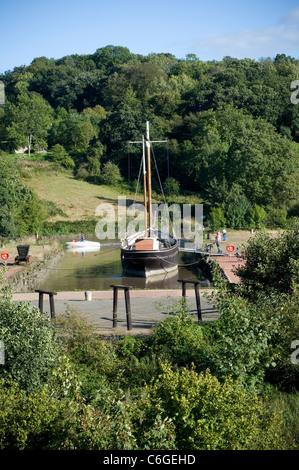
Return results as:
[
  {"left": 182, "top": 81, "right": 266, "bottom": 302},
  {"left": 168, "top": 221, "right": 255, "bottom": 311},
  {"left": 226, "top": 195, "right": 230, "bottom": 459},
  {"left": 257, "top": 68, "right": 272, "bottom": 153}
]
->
[
  {"left": 48, "top": 144, "right": 75, "bottom": 169},
  {"left": 55, "top": 110, "right": 98, "bottom": 152},
  {"left": 163, "top": 177, "right": 180, "bottom": 196},
  {"left": 92, "top": 45, "right": 134, "bottom": 75},
  {"left": 224, "top": 184, "right": 252, "bottom": 228},
  {"left": 235, "top": 223, "right": 299, "bottom": 296},
  {"left": 0, "top": 157, "right": 47, "bottom": 237},
  {"left": 249, "top": 204, "right": 266, "bottom": 229},
  {"left": 101, "top": 102, "right": 145, "bottom": 176},
  {"left": 208, "top": 206, "right": 227, "bottom": 231},
  {"left": 179, "top": 106, "right": 299, "bottom": 209},
  {"left": 6, "top": 91, "right": 53, "bottom": 155},
  {"left": 101, "top": 161, "right": 122, "bottom": 186},
  {"left": 86, "top": 141, "right": 105, "bottom": 178}
]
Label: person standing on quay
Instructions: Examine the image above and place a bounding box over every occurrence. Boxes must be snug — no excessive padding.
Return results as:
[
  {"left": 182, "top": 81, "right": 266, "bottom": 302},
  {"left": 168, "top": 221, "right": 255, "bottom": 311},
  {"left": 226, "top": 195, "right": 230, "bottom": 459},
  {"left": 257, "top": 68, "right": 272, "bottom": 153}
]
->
[
  {"left": 215, "top": 231, "right": 222, "bottom": 253},
  {"left": 222, "top": 228, "right": 227, "bottom": 241}
]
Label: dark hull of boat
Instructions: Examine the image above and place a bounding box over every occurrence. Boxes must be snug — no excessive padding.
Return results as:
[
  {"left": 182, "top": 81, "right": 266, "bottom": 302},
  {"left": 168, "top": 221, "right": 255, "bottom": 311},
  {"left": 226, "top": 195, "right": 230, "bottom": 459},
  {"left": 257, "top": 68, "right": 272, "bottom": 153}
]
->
[{"left": 121, "top": 241, "right": 179, "bottom": 277}]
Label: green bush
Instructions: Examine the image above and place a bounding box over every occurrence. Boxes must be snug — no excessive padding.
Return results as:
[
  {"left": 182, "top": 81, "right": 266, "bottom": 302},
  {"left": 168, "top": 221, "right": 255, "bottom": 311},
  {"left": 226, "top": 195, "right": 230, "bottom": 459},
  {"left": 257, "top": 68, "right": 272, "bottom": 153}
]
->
[
  {"left": 267, "top": 390, "right": 299, "bottom": 447},
  {"left": 201, "top": 290, "right": 281, "bottom": 389},
  {"left": 55, "top": 309, "right": 120, "bottom": 400},
  {"left": 235, "top": 224, "right": 299, "bottom": 296},
  {"left": 48, "top": 144, "right": 75, "bottom": 169},
  {"left": 164, "top": 177, "right": 180, "bottom": 196},
  {"left": 0, "top": 277, "right": 60, "bottom": 393},
  {"left": 75, "top": 164, "right": 89, "bottom": 181},
  {"left": 101, "top": 161, "right": 122, "bottom": 185},
  {"left": 151, "top": 306, "right": 204, "bottom": 367},
  {"left": 0, "top": 156, "right": 47, "bottom": 237},
  {"left": 42, "top": 219, "right": 97, "bottom": 235},
  {"left": 134, "top": 362, "right": 292, "bottom": 450},
  {"left": 0, "top": 379, "right": 69, "bottom": 450},
  {"left": 264, "top": 288, "right": 299, "bottom": 391},
  {"left": 42, "top": 199, "right": 67, "bottom": 218}
]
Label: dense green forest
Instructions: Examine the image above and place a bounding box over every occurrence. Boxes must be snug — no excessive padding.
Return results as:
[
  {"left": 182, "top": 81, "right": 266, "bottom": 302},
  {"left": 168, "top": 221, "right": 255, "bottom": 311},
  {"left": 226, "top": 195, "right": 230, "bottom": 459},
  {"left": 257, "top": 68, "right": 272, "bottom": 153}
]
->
[{"left": 1, "top": 46, "right": 299, "bottom": 236}]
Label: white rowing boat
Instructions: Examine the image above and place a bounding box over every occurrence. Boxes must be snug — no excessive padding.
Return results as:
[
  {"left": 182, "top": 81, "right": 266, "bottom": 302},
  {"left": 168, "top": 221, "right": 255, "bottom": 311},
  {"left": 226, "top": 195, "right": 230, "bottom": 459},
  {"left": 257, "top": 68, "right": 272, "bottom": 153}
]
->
[{"left": 65, "top": 237, "right": 101, "bottom": 249}]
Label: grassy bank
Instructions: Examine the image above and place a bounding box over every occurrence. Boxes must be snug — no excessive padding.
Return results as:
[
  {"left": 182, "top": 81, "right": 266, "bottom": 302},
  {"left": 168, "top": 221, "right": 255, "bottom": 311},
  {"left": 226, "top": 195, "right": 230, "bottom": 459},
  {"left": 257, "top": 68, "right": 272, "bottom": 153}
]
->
[{"left": 18, "top": 159, "right": 132, "bottom": 222}]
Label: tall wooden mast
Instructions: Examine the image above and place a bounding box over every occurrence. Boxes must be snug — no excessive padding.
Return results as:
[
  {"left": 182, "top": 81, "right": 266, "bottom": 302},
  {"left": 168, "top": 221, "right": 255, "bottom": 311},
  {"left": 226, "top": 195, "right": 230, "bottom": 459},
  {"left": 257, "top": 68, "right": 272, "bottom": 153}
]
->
[
  {"left": 146, "top": 121, "right": 152, "bottom": 235},
  {"left": 142, "top": 135, "right": 148, "bottom": 236},
  {"left": 130, "top": 122, "right": 167, "bottom": 238}
]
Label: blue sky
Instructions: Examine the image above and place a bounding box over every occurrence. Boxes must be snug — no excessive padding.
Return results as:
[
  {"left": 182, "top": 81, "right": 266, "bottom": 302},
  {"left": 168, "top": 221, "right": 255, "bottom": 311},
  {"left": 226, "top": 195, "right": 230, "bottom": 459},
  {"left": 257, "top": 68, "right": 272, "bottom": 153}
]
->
[{"left": 1, "top": 0, "right": 299, "bottom": 73}]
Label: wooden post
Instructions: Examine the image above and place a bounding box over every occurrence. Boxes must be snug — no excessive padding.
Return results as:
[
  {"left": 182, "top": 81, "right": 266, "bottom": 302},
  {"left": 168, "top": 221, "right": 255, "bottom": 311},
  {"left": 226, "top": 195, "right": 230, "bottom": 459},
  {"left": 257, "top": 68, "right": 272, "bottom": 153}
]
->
[
  {"left": 178, "top": 279, "right": 187, "bottom": 311},
  {"left": 181, "top": 281, "right": 187, "bottom": 299},
  {"left": 124, "top": 287, "right": 132, "bottom": 331},
  {"left": 177, "top": 280, "right": 202, "bottom": 321},
  {"left": 194, "top": 283, "right": 202, "bottom": 322},
  {"left": 111, "top": 285, "right": 132, "bottom": 331},
  {"left": 38, "top": 292, "right": 44, "bottom": 314},
  {"left": 35, "top": 290, "right": 57, "bottom": 319},
  {"left": 112, "top": 286, "right": 118, "bottom": 328},
  {"left": 49, "top": 293, "right": 55, "bottom": 319}
]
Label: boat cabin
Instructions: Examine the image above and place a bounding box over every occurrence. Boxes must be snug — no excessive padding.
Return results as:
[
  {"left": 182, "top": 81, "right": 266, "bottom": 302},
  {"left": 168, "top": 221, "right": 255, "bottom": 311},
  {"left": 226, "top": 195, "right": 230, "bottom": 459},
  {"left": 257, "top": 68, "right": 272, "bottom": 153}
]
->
[{"left": 134, "top": 237, "right": 159, "bottom": 251}]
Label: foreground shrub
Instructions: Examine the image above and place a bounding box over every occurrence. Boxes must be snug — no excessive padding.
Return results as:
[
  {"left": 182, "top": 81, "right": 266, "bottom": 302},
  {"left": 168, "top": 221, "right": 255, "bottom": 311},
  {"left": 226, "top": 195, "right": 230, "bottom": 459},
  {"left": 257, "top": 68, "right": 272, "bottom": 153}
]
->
[
  {"left": 0, "top": 275, "right": 60, "bottom": 393},
  {"left": 151, "top": 307, "right": 204, "bottom": 367},
  {"left": 55, "top": 309, "right": 120, "bottom": 400},
  {"left": 0, "top": 380, "right": 69, "bottom": 449},
  {"left": 263, "top": 288, "right": 299, "bottom": 391},
  {"left": 235, "top": 223, "right": 299, "bottom": 296},
  {"left": 134, "top": 362, "right": 294, "bottom": 450},
  {"left": 200, "top": 290, "right": 281, "bottom": 390}
]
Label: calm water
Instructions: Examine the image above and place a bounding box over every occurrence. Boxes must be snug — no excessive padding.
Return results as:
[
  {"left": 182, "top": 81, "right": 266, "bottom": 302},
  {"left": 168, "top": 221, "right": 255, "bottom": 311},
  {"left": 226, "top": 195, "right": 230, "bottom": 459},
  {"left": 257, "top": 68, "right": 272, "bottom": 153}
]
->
[{"left": 37, "top": 238, "right": 211, "bottom": 292}]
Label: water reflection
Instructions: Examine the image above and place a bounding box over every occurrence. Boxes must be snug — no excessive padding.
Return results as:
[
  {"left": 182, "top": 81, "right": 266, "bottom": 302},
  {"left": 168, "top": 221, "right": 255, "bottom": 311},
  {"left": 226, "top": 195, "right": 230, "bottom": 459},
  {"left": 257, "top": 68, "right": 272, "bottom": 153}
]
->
[{"left": 37, "top": 240, "right": 211, "bottom": 292}]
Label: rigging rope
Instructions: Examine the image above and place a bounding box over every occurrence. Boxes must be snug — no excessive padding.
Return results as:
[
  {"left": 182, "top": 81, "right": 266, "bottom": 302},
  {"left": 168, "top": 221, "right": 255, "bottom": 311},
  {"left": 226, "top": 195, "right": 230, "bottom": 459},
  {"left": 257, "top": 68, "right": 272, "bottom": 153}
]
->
[
  {"left": 133, "top": 154, "right": 143, "bottom": 206},
  {"left": 151, "top": 145, "right": 174, "bottom": 233}
]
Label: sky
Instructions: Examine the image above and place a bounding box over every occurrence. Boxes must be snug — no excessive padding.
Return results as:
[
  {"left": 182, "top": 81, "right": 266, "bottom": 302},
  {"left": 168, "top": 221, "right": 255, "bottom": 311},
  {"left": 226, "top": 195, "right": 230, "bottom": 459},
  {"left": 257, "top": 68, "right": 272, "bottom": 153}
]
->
[{"left": 1, "top": 0, "right": 299, "bottom": 73}]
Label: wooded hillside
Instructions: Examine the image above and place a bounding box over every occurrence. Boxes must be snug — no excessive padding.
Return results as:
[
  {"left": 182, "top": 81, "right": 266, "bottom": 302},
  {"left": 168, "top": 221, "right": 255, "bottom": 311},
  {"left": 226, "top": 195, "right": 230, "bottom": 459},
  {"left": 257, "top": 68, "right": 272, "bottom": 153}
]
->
[{"left": 1, "top": 46, "right": 299, "bottom": 234}]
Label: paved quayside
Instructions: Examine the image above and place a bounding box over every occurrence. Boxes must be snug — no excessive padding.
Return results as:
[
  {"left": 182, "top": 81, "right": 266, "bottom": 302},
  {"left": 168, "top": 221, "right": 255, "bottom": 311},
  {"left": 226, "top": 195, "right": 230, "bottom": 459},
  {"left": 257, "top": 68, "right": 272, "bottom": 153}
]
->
[
  {"left": 210, "top": 254, "right": 245, "bottom": 284},
  {"left": 13, "top": 289, "right": 219, "bottom": 335},
  {"left": 11, "top": 255, "right": 245, "bottom": 335}
]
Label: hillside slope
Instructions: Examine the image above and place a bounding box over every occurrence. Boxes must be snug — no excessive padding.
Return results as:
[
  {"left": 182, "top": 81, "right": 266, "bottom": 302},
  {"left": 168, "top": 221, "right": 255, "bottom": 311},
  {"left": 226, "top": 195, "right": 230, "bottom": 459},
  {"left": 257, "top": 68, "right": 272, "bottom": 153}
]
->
[{"left": 19, "top": 160, "right": 136, "bottom": 222}]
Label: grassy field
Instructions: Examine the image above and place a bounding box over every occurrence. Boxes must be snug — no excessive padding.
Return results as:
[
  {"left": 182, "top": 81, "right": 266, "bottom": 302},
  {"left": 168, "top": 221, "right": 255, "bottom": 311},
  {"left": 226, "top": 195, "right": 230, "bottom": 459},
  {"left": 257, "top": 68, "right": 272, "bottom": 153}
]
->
[
  {"left": 19, "top": 160, "right": 134, "bottom": 222},
  {"left": 18, "top": 159, "right": 205, "bottom": 222}
]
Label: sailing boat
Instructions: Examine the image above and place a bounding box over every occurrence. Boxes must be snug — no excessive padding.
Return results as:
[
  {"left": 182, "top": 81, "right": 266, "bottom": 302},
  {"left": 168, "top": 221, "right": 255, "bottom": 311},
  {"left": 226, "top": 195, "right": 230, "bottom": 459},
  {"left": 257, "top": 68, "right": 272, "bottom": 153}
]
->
[{"left": 121, "top": 122, "right": 179, "bottom": 277}]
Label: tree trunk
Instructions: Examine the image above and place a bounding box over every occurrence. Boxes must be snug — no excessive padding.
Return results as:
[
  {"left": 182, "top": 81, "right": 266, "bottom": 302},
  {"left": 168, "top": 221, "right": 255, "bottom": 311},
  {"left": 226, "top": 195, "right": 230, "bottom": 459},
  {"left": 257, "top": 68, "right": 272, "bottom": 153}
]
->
[{"left": 28, "top": 133, "right": 32, "bottom": 157}]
